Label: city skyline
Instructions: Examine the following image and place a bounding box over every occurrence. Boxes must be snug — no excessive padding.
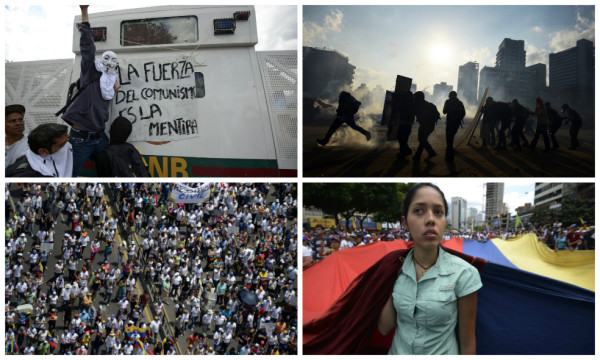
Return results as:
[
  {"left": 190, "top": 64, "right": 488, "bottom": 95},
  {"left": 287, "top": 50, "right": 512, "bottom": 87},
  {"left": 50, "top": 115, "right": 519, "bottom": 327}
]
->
[
  {"left": 436, "top": 181, "right": 534, "bottom": 217},
  {"left": 303, "top": 5, "right": 594, "bottom": 97}
]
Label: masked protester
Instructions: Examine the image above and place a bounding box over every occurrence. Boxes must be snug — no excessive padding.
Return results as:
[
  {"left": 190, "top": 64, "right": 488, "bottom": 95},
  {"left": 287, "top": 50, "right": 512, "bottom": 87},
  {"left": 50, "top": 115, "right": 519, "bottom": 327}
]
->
[{"left": 61, "top": 5, "right": 120, "bottom": 177}]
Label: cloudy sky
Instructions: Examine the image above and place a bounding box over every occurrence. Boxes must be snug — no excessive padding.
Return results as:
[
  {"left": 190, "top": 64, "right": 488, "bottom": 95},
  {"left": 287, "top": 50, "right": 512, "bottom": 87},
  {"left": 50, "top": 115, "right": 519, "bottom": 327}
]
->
[
  {"left": 432, "top": 180, "right": 535, "bottom": 216},
  {"left": 303, "top": 5, "right": 594, "bottom": 94},
  {"left": 5, "top": 4, "right": 297, "bottom": 62}
]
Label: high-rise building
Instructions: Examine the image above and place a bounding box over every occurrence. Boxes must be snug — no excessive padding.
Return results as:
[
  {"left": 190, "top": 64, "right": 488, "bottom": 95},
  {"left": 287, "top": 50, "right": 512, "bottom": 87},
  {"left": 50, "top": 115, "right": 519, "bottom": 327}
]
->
[
  {"left": 468, "top": 207, "right": 479, "bottom": 219},
  {"left": 451, "top": 197, "right": 467, "bottom": 230},
  {"left": 478, "top": 66, "right": 505, "bottom": 101},
  {"left": 534, "top": 183, "right": 578, "bottom": 208},
  {"left": 478, "top": 38, "right": 548, "bottom": 106},
  {"left": 496, "top": 38, "right": 526, "bottom": 70},
  {"left": 549, "top": 39, "right": 594, "bottom": 107},
  {"left": 526, "top": 63, "right": 547, "bottom": 96},
  {"left": 485, "top": 183, "right": 504, "bottom": 222},
  {"left": 432, "top": 82, "right": 453, "bottom": 107},
  {"left": 458, "top": 62, "right": 479, "bottom": 106}
]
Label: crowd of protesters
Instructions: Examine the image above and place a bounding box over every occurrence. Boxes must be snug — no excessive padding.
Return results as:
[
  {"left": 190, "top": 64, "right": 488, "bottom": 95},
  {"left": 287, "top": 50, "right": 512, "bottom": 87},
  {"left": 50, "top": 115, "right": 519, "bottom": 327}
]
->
[
  {"left": 5, "top": 182, "right": 298, "bottom": 355},
  {"left": 303, "top": 220, "right": 594, "bottom": 267},
  {"left": 533, "top": 221, "right": 595, "bottom": 251}
]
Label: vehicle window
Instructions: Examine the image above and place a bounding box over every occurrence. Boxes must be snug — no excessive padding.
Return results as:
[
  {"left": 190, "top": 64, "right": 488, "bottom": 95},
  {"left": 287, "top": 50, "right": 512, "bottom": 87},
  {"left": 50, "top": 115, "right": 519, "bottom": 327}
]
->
[{"left": 121, "top": 16, "right": 198, "bottom": 46}]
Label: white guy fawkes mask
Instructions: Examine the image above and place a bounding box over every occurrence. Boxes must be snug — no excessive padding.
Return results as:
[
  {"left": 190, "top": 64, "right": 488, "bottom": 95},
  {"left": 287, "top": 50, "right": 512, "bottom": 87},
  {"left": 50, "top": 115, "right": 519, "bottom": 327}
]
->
[
  {"left": 101, "top": 51, "right": 118, "bottom": 73},
  {"left": 94, "top": 51, "right": 119, "bottom": 100}
]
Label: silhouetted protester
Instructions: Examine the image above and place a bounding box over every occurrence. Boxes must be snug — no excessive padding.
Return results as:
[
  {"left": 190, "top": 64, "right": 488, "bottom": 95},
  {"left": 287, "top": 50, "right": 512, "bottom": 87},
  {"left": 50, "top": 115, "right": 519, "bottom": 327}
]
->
[
  {"left": 545, "top": 102, "right": 561, "bottom": 150},
  {"left": 6, "top": 123, "right": 73, "bottom": 177},
  {"left": 560, "top": 104, "right": 582, "bottom": 149},
  {"left": 529, "top": 97, "right": 550, "bottom": 152},
  {"left": 317, "top": 91, "right": 371, "bottom": 146},
  {"left": 480, "top": 97, "right": 497, "bottom": 147},
  {"left": 6, "top": 104, "right": 29, "bottom": 168},
  {"left": 392, "top": 91, "right": 416, "bottom": 157},
  {"left": 495, "top": 101, "right": 512, "bottom": 151},
  {"left": 413, "top": 91, "right": 439, "bottom": 160},
  {"left": 442, "top": 91, "right": 465, "bottom": 161},
  {"left": 95, "top": 116, "right": 150, "bottom": 177},
  {"left": 510, "top": 99, "right": 529, "bottom": 150}
]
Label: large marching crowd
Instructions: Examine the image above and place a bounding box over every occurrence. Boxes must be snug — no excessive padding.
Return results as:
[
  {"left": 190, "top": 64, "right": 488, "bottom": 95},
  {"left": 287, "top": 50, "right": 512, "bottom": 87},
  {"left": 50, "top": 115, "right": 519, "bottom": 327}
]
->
[{"left": 5, "top": 182, "right": 298, "bottom": 355}]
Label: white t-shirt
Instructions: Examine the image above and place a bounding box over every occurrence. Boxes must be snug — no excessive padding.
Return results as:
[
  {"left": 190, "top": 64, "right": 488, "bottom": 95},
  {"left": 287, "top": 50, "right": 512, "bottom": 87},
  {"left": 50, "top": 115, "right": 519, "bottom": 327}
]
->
[
  {"left": 5, "top": 134, "right": 29, "bottom": 168},
  {"left": 302, "top": 245, "right": 313, "bottom": 258}
]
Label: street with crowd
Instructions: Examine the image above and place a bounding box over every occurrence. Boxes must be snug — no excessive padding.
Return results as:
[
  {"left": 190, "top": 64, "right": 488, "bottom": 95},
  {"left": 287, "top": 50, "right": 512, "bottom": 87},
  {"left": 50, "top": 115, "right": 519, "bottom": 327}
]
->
[{"left": 5, "top": 182, "right": 298, "bottom": 355}]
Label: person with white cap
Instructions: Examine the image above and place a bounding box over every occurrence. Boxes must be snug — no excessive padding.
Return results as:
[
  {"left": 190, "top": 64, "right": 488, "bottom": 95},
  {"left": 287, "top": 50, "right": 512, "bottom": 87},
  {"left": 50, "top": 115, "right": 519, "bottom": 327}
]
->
[
  {"left": 202, "top": 309, "right": 213, "bottom": 333},
  {"left": 171, "top": 272, "right": 182, "bottom": 297}
]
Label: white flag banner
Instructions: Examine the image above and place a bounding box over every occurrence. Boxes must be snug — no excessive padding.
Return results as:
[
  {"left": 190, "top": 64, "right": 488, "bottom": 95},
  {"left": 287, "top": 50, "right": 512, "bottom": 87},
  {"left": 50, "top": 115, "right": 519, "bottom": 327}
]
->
[{"left": 171, "top": 183, "right": 212, "bottom": 203}]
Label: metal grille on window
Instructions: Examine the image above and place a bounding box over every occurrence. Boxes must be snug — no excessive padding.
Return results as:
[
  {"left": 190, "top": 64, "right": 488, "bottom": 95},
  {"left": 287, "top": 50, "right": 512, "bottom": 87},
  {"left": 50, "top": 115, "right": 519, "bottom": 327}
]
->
[
  {"left": 5, "top": 59, "right": 74, "bottom": 133},
  {"left": 256, "top": 51, "right": 297, "bottom": 171}
]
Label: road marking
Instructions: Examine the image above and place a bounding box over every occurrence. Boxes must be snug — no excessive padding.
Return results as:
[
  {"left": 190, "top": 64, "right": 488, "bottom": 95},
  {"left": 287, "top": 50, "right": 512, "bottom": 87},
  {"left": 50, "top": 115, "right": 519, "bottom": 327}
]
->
[
  {"left": 105, "top": 197, "right": 153, "bottom": 325},
  {"left": 106, "top": 193, "right": 181, "bottom": 355}
]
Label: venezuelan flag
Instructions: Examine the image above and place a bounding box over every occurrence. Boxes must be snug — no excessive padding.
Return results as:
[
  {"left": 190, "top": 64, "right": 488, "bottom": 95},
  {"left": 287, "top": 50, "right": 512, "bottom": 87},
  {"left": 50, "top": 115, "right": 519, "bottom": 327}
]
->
[
  {"left": 46, "top": 335, "right": 59, "bottom": 349},
  {"left": 5, "top": 339, "right": 18, "bottom": 354},
  {"left": 124, "top": 326, "right": 137, "bottom": 339},
  {"left": 135, "top": 339, "right": 154, "bottom": 355},
  {"left": 137, "top": 325, "right": 148, "bottom": 339}
]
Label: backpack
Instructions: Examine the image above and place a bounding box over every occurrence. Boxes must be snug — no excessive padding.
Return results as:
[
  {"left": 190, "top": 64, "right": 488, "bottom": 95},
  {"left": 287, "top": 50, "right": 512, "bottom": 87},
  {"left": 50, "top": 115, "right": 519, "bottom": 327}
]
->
[
  {"left": 55, "top": 71, "right": 102, "bottom": 117},
  {"left": 418, "top": 102, "right": 440, "bottom": 126},
  {"left": 339, "top": 91, "right": 361, "bottom": 115}
]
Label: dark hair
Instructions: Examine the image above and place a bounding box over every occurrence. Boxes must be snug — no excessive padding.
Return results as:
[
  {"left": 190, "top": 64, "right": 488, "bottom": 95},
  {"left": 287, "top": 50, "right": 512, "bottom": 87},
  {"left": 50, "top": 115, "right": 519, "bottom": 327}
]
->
[
  {"left": 448, "top": 91, "right": 457, "bottom": 99},
  {"left": 28, "top": 123, "right": 68, "bottom": 154},
  {"left": 402, "top": 183, "right": 448, "bottom": 217},
  {"left": 414, "top": 91, "right": 425, "bottom": 102},
  {"left": 5, "top": 104, "right": 25, "bottom": 117}
]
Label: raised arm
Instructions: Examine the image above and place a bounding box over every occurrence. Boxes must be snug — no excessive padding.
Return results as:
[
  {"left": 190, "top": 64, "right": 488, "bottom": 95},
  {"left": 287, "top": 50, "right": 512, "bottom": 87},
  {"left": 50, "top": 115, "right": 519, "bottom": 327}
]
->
[
  {"left": 80, "top": 5, "right": 89, "bottom": 23},
  {"left": 78, "top": 5, "right": 96, "bottom": 84}
]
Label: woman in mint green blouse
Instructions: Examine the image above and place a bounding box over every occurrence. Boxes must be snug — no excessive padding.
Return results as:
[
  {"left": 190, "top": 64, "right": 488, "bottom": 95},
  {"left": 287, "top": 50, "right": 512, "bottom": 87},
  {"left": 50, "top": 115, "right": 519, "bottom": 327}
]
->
[{"left": 378, "top": 183, "right": 482, "bottom": 355}]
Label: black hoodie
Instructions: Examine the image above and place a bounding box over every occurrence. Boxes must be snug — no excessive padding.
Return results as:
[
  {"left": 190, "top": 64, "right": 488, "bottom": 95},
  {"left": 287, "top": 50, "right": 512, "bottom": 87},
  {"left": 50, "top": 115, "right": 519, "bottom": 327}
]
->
[{"left": 95, "top": 117, "right": 150, "bottom": 177}]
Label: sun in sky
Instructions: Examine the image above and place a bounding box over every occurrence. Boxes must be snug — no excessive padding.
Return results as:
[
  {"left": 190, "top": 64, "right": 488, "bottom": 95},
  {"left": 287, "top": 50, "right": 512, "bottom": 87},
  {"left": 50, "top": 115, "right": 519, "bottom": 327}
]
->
[{"left": 428, "top": 41, "right": 453, "bottom": 65}]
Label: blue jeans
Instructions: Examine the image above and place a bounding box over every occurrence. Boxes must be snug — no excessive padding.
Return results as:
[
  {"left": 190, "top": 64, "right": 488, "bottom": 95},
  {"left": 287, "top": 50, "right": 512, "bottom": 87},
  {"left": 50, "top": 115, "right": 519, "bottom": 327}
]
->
[{"left": 69, "top": 132, "right": 109, "bottom": 177}]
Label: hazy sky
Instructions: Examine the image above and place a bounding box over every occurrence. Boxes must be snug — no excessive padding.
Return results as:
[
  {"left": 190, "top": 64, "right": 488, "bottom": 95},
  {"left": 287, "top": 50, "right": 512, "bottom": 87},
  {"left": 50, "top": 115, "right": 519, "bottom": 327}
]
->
[
  {"left": 5, "top": 4, "right": 297, "bottom": 62},
  {"left": 303, "top": 5, "right": 594, "bottom": 93},
  {"left": 433, "top": 180, "right": 535, "bottom": 216}
]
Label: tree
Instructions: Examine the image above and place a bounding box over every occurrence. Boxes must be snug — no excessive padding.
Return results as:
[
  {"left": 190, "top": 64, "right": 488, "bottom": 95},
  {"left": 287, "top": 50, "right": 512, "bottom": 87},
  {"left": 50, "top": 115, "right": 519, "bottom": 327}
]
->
[
  {"left": 558, "top": 196, "right": 594, "bottom": 227},
  {"left": 373, "top": 183, "right": 414, "bottom": 229},
  {"left": 304, "top": 183, "right": 354, "bottom": 229},
  {"left": 354, "top": 183, "right": 400, "bottom": 230},
  {"left": 530, "top": 203, "right": 556, "bottom": 228},
  {"left": 304, "top": 183, "right": 414, "bottom": 231}
]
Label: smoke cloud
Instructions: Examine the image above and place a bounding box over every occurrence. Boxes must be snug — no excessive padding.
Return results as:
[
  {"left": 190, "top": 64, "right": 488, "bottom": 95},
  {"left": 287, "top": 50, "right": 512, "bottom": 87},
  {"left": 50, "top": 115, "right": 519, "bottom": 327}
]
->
[{"left": 303, "top": 9, "right": 344, "bottom": 47}]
